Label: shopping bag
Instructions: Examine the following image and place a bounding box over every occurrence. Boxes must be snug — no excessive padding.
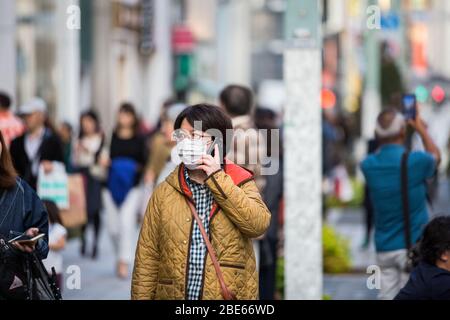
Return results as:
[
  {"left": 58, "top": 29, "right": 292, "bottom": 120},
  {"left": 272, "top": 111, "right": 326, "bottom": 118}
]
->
[
  {"left": 333, "top": 164, "right": 354, "bottom": 203},
  {"left": 60, "top": 174, "right": 87, "bottom": 228},
  {"left": 37, "top": 162, "right": 69, "bottom": 209}
]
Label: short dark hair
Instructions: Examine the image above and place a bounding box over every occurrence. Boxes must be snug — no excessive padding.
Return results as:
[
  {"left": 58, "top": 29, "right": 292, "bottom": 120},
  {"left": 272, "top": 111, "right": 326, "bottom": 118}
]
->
[
  {"left": 219, "top": 85, "right": 254, "bottom": 117},
  {"left": 174, "top": 104, "right": 233, "bottom": 161},
  {"left": 0, "top": 92, "right": 11, "bottom": 110},
  {"left": 419, "top": 216, "right": 450, "bottom": 266}
]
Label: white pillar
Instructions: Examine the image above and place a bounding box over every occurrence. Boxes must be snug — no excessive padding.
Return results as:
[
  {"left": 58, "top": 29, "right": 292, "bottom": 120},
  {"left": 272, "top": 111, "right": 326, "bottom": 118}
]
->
[
  {"left": 55, "top": 0, "right": 80, "bottom": 125},
  {"left": 284, "top": 0, "right": 322, "bottom": 300},
  {"left": 92, "top": 0, "right": 110, "bottom": 131},
  {"left": 284, "top": 48, "right": 323, "bottom": 300},
  {"left": 145, "top": 0, "right": 173, "bottom": 126},
  {"left": 216, "top": 0, "right": 251, "bottom": 86},
  {"left": 0, "top": 0, "right": 16, "bottom": 105}
]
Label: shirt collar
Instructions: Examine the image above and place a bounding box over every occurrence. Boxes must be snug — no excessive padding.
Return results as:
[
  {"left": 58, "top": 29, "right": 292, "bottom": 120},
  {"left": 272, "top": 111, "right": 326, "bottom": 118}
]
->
[{"left": 184, "top": 167, "right": 205, "bottom": 189}]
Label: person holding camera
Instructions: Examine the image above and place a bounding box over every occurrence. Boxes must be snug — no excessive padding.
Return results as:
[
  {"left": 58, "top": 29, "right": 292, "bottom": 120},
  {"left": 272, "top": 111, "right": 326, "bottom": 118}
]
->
[
  {"left": 361, "top": 109, "right": 441, "bottom": 300},
  {"left": 0, "top": 130, "right": 49, "bottom": 300}
]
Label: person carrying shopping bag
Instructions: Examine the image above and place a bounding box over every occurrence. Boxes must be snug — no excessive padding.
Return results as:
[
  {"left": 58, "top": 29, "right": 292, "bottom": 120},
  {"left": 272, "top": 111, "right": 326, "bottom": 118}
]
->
[{"left": 132, "top": 104, "right": 271, "bottom": 300}]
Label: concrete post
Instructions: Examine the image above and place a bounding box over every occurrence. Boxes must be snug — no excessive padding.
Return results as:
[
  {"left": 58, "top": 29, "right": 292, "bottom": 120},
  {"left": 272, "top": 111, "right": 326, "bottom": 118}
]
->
[
  {"left": 0, "top": 0, "right": 16, "bottom": 106},
  {"left": 283, "top": 0, "right": 323, "bottom": 300}
]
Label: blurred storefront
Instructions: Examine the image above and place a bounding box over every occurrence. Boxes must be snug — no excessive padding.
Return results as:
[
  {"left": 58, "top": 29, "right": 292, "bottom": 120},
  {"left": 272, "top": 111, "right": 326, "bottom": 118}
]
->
[
  {"left": 14, "top": 0, "right": 80, "bottom": 124},
  {"left": 90, "top": 0, "right": 172, "bottom": 131}
]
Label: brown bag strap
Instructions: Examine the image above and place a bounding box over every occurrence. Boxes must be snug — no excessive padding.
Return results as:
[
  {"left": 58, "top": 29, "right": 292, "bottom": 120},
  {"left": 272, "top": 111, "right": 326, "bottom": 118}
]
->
[{"left": 186, "top": 200, "right": 236, "bottom": 300}]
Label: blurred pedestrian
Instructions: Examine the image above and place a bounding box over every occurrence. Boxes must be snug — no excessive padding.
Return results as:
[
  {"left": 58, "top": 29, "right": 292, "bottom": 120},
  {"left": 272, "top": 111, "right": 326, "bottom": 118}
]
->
[
  {"left": 58, "top": 121, "right": 74, "bottom": 173},
  {"left": 132, "top": 104, "right": 271, "bottom": 300},
  {"left": 362, "top": 138, "right": 378, "bottom": 249},
  {"left": 361, "top": 109, "right": 441, "bottom": 300},
  {"left": 219, "top": 85, "right": 266, "bottom": 191},
  {"left": 254, "top": 107, "right": 283, "bottom": 300},
  {"left": 139, "top": 103, "right": 187, "bottom": 221},
  {"left": 9, "top": 97, "right": 64, "bottom": 190},
  {"left": 42, "top": 200, "right": 67, "bottom": 291},
  {"left": 143, "top": 99, "right": 178, "bottom": 188},
  {"left": 0, "top": 91, "right": 24, "bottom": 148},
  {"left": 154, "top": 103, "right": 187, "bottom": 185},
  {"left": 74, "top": 111, "right": 105, "bottom": 259},
  {"left": 103, "top": 103, "right": 147, "bottom": 279},
  {"left": 395, "top": 216, "right": 450, "bottom": 300},
  {"left": 219, "top": 85, "right": 267, "bottom": 272},
  {"left": 0, "top": 130, "right": 49, "bottom": 299}
]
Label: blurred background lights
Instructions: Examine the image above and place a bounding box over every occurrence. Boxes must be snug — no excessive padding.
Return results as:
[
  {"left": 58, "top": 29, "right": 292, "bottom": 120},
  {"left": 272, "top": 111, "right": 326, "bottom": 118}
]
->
[
  {"left": 321, "top": 88, "right": 336, "bottom": 110},
  {"left": 431, "top": 85, "right": 446, "bottom": 103},
  {"left": 415, "top": 85, "right": 429, "bottom": 103}
]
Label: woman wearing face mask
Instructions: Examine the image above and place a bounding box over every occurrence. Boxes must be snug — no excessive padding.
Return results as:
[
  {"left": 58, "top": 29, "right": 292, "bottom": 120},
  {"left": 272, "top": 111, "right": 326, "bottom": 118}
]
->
[
  {"left": 0, "top": 130, "right": 49, "bottom": 299},
  {"left": 132, "top": 104, "right": 271, "bottom": 300},
  {"left": 103, "top": 103, "right": 147, "bottom": 279}
]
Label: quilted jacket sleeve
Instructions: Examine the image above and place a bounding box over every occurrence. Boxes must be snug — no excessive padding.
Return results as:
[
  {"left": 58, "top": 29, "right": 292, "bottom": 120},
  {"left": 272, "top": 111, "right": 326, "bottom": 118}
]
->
[
  {"left": 131, "top": 192, "right": 161, "bottom": 300},
  {"left": 205, "top": 170, "right": 271, "bottom": 239}
]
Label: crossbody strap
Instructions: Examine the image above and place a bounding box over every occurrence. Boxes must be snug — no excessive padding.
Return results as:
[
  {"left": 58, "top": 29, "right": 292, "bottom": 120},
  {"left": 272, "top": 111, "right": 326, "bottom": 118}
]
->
[
  {"left": 401, "top": 152, "right": 412, "bottom": 251},
  {"left": 186, "top": 200, "right": 236, "bottom": 300}
]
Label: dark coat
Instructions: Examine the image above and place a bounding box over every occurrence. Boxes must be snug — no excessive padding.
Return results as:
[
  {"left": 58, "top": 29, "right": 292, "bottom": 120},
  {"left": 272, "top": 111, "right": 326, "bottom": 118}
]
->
[
  {"left": 0, "top": 178, "right": 49, "bottom": 260},
  {"left": 10, "top": 129, "right": 64, "bottom": 190}
]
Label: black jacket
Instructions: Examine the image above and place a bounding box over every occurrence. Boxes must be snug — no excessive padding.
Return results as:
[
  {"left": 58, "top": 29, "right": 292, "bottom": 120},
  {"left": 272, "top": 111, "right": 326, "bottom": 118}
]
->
[
  {"left": 10, "top": 129, "right": 64, "bottom": 190},
  {"left": 395, "top": 262, "right": 450, "bottom": 300}
]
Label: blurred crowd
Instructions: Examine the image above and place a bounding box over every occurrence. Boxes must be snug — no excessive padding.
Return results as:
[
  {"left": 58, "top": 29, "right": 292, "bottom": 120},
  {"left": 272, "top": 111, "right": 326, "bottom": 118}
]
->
[{"left": 0, "top": 85, "right": 283, "bottom": 299}]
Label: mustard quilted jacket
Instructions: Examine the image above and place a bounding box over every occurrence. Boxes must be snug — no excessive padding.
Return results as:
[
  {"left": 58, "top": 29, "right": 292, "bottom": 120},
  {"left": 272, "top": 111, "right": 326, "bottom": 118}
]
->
[{"left": 131, "top": 162, "right": 271, "bottom": 300}]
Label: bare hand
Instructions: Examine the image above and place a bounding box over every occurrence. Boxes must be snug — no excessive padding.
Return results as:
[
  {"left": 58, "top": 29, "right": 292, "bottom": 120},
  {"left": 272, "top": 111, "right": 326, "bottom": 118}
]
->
[
  {"left": 99, "top": 154, "right": 111, "bottom": 168},
  {"left": 12, "top": 228, "right": 39, "bottom": 253},
  {"left": 407, "top": 112, "right": 427, "bottom": 134},
  {"left": 197, "top": 144, "right": 222, "bottom": 177},
  {"left": 41, "top": 161, "right": 54, "bottom": 174}
]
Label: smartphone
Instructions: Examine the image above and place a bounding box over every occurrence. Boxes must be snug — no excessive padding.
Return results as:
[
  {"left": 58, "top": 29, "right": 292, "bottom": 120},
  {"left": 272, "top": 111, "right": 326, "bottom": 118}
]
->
[
  {"left": 402, "top": 94, "right": 417, "bottom": 120},
  {"left": 8, "top": 233, "right": 45, "bottom": 245},
  {"left": 206, "top": 138, "right": 223, "bottom": 159}
]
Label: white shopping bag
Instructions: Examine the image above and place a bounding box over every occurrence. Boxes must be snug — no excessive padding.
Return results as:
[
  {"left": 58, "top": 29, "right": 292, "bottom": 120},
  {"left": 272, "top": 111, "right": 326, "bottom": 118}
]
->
[
  {"left": 333, "top": 164, "right": 354, "bottom": 203},
  {"left": 37, "top": 162, "right": 69, "bottom": 209}
]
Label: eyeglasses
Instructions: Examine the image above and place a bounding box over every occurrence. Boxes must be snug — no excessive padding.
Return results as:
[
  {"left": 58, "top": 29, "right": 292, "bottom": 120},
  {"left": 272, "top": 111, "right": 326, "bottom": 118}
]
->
[{"left": 172, "top": 129, "right": 212, "bottom": 143}]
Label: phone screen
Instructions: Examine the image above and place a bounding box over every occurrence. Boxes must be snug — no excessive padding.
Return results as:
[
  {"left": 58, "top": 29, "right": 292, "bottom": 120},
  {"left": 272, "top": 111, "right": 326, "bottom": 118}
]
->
[{"left": 402, "top": 94, "right": 417, "bottom": 120}]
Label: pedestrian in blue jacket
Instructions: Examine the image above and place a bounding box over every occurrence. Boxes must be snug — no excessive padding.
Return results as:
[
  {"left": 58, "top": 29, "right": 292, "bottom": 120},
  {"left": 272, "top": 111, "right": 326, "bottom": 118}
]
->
[{"left": 0, "top": 130, "right": 49, "bottom": 299}]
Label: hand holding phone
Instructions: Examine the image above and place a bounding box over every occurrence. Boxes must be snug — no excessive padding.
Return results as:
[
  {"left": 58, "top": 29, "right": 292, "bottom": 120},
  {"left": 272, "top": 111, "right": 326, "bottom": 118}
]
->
[
  {"left": 197, "top": 142, "right": 222, "bottom": 177},
  {"left": 9, "top": 228, "right": 43, "bottom": 253},
  {"left": 13, "top": 234, "right": 45, "bottom": 246}
]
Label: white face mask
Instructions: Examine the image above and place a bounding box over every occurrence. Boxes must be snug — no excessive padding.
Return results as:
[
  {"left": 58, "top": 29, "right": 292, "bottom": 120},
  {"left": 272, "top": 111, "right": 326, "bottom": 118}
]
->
[{"left": 176, "top": 138, "right": 208, "bottom": 170}]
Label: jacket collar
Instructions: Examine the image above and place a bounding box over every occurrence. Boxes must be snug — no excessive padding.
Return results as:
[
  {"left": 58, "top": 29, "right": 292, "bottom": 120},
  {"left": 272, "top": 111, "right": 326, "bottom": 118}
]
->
[{"left": 165, "top": 159, "right": 254, "bottom": 199}]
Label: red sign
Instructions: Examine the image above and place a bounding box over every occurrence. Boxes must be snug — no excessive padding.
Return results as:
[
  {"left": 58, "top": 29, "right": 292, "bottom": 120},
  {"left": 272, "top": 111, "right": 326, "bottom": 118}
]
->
[{"left": 172, "top": 25, "right": 195, "bottom": 54}]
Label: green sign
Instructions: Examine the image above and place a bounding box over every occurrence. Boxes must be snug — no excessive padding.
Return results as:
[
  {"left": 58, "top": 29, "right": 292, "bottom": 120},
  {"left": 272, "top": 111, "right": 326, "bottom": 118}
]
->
[{"left": 284, "top": 0, "right": 320, "bottom": 48}]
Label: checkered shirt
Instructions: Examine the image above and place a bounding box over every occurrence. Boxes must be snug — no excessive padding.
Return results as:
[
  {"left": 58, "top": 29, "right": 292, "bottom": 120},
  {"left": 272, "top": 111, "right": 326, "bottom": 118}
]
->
[{"left": 185, "top": 168, "right": 214, "bottom": 300}]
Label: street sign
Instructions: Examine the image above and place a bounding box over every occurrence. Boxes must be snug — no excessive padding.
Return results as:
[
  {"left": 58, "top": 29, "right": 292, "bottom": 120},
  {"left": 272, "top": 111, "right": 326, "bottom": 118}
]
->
[{"left": 284, "top": 0, "right": 320, "bottom": 49}]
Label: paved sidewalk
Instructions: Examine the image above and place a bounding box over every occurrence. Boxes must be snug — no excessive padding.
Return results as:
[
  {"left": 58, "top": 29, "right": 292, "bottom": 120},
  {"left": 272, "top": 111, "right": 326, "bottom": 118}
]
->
[
  {"left": 61, "top": 221, "right": 140, "bottom": 300},
  {"left": 323, "top": 207, "right": 378, "bottom": 300}
]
